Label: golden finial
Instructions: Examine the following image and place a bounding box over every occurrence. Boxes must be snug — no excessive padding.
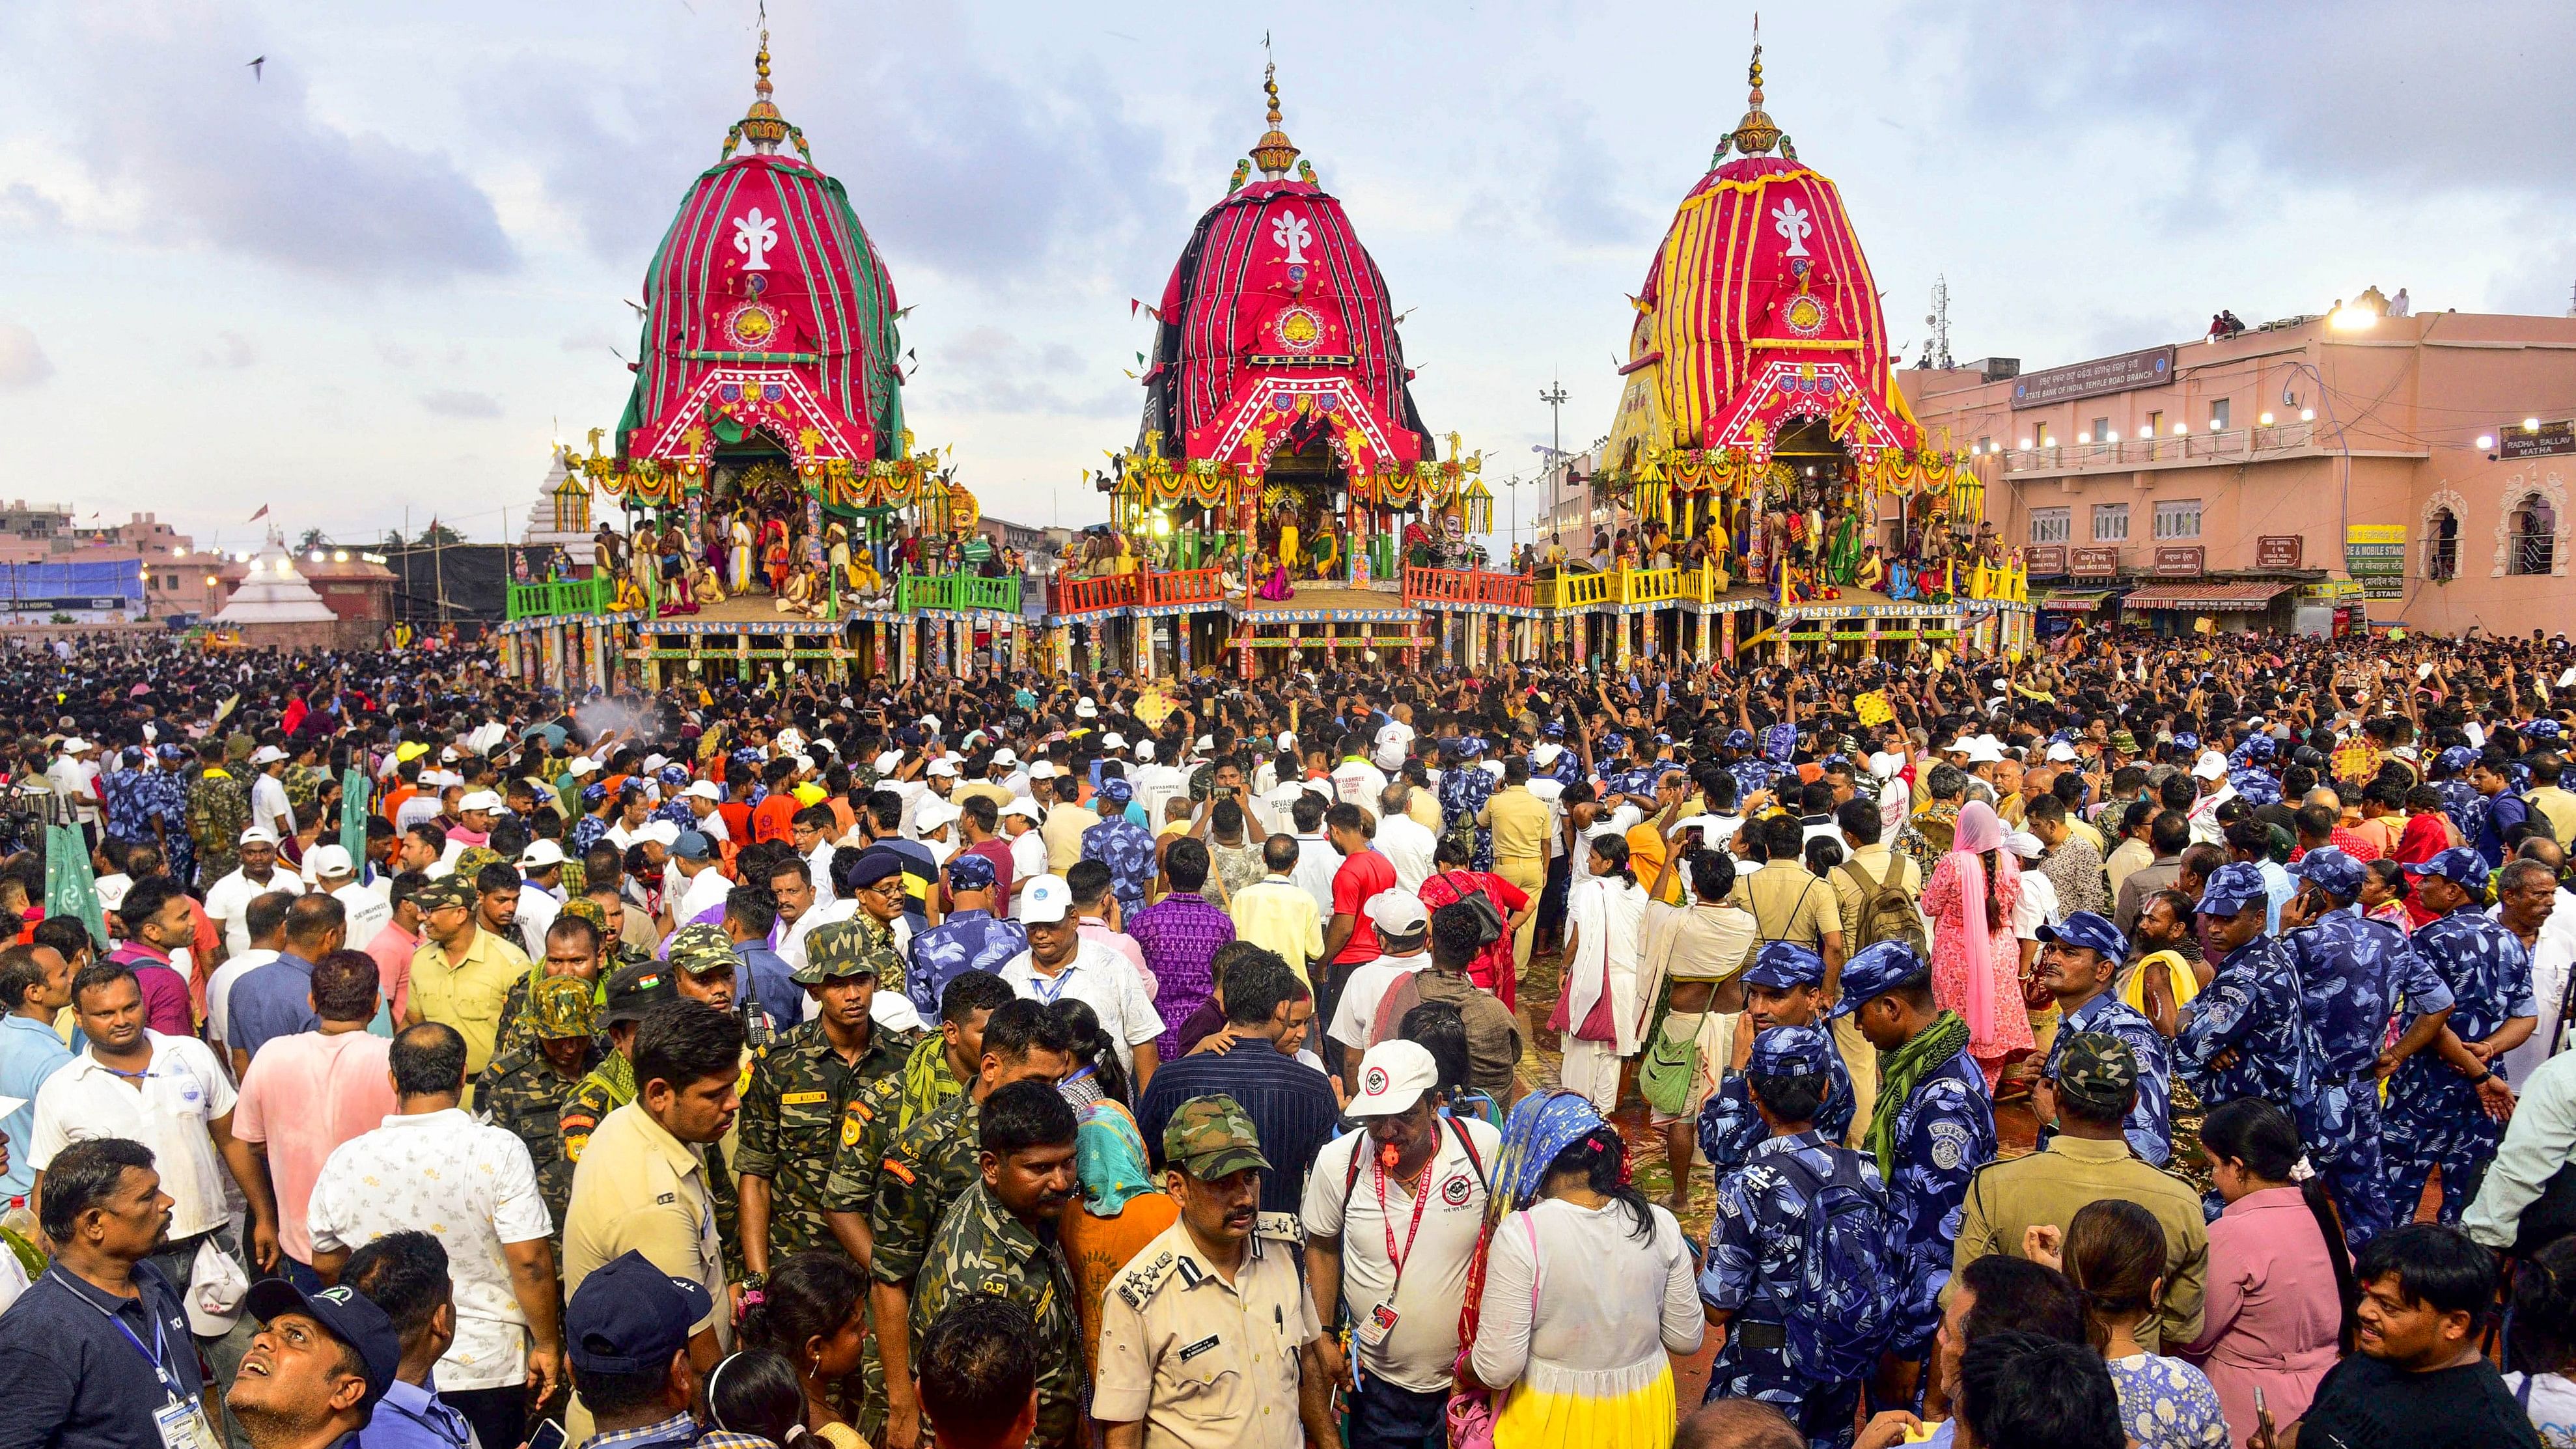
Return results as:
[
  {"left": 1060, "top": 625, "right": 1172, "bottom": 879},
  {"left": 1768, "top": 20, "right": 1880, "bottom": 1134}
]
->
[
  {"left": 1728, "top": 18, "right": 1782, "bottom": 159},
  {"left": 1251, "top": 61, "right": 1301, "bottom": 180},
  {"left": 728, "top": 1, "right": 793, "bottom": 158}
]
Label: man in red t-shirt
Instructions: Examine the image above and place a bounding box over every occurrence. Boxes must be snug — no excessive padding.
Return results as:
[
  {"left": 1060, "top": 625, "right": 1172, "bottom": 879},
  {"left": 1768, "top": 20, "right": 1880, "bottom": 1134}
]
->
[
  {"left": 940, "top": 796, "right": 1017, "bottom": 912},
  {"left": 1415, "top": 836, "right": 1534, "bottom": 1010},
  {"left": 1318, "top": 803, "right": 1393, "bottom": 1058},
  {"left": 749, "top": 758, "right": 800, "bottom": 844}
]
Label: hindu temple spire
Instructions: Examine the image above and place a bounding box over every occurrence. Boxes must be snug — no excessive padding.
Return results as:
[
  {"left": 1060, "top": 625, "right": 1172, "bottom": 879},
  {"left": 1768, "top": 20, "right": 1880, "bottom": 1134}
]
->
[
  {"left": 1728, "top": 29, "right": 1782, "bottom": 159},
  {"left": 1251, "top": 62, "right": 1301, "bottom": 180},
  {"left": 721, "top": 6, "right": 809, "bottom": 163}
]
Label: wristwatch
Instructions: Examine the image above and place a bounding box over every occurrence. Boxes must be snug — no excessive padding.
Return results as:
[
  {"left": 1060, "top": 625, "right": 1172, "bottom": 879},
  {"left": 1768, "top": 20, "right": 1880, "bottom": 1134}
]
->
[{"left": 2469, "top": 1068, "right": 2494, "bottom": 1085}]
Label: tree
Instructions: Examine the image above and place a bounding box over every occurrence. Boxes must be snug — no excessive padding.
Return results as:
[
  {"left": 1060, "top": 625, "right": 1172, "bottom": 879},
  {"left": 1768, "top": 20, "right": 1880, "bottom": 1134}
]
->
[
  {"left": 296, "top": 527, "right": 331, "bottom": 552},
  {"left": 414, "top": 522, "right": 467, "bottom": 548}
]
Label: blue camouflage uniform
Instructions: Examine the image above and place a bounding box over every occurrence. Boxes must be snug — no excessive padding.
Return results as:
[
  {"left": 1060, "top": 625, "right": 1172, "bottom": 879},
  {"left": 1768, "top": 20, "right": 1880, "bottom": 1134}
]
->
[
  {"left": 99, "top": 752, "right": 156, "bottom": 849},
  {"left": 2033, "top": 911, "right": 2171, "bottom": 1165},
  {"left": 1436, "top": 740, "right": 1497, "bottom": 870},
  {"left": 145, "top": 754, "right": 193, "bottom": 884},
  {"left": 2282, "top": 849, "right": 2451, "bottom": 1247},
  {"left": 2384, "top": 852, "right": 2536, "bottom": 1224},
  {"left": 2432, "top": 752, "right": 2488, "bottom": 851},
  {"left": 2177, "top": 864, "right": 2324, "bottom": 1216},
  {"left": 1700, "top": 1026, "right": 1892, "bottom": 1449},
  {"left": 1079, "top": 779, "right": 1157, "bottom": 922},
  {"left": 1700, "top": 945, "right": 1856, "bottom": 1176},
  {"left": 1828, "top": 942, "right": 1993, "bottom": 1360}
]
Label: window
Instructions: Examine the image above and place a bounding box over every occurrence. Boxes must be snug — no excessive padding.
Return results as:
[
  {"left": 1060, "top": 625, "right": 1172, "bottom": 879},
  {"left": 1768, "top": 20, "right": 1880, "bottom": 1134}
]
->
[
  {"left": 2032, "top": 421, "right": 2052, "bottom": 448},
  {"left": 1976, "top": 436, "right": 1993, "bottom": 456},
  {"left": 2511, "top": 494, "right": 2558, "bottom": 575},
  {"left": 2030, "top": 508, "right": 2071, "bottom": 544},
  {"left": 2208, "top": 398, "right": 2232, "bottom": 432},
  {"left": 2144, "top": 410, "right": 2163, "bottom": 439},
  {"left": 2092, "top": 503, "right": 2130, "bottom": 542},
  {"left": 2090, "top": 417, "right": 2111, "bottom": 443},
  {"left": 2153, "top": 499, "right": 2203, "bottom": 539},
  {"left": 2428, "top": 508, "right": 2460, "bottom": 580}
]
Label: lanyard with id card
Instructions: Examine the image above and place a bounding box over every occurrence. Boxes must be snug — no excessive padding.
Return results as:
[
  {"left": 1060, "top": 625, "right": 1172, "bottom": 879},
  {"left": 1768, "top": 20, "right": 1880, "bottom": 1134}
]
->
[
  {"left": 1353, "top": 1152, "right": 1433, "bottom": 1353},
  {"left": 48, "top": 1269, "right": 221, "bottom": 1449}
]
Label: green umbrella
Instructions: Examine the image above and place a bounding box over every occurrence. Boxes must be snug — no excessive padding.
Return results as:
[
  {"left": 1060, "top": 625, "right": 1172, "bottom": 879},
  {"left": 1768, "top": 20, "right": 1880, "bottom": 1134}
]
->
[{"left": 44, "top": 820, "right": 105, "bottom": 951}]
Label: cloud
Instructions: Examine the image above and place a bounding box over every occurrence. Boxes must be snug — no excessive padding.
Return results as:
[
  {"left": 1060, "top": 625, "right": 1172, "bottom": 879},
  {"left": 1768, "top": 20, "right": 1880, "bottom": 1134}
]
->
[
  {"left": 1530, "top": 104, "right": 1651, "bottom": 250},
  {"left": 919, "top": 325, "right": 1131, "bottom": 418},
  {"left": 420, "top": 389, "right": 502, "bottom": 419},
  {"left": 195, "top": 331, "right": 256, "bottom": 369},
  {"left": 375, "top": 338, "right": 417, "bottom": 368},
  {"left": 0, "top": 322, "right": 49, "bottom": 391},
  {"left": 23, "top": 8, "right": 514, "bottom": 284},
  {"left": 561, "top": 327, "right": 620, "bottom": 355},
  {"left": 0, "top": 183, "right": 60, "bottom": 234}
]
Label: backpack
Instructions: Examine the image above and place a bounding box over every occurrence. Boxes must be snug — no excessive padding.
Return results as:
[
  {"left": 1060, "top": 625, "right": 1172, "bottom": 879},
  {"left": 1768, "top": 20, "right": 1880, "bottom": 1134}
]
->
[
  {"left": 1770, "top": 1148, "right": 1900, "bottom": 1385},
  {"left": 1840, "top": 855, "right": 1927, "bottom": 956}
]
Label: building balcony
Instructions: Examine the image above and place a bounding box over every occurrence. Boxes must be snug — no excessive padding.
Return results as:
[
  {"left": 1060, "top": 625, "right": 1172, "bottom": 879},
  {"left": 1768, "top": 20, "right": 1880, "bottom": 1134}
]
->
[{"left": 1998, "top": 421, "right": 2319, "bottom": 477}]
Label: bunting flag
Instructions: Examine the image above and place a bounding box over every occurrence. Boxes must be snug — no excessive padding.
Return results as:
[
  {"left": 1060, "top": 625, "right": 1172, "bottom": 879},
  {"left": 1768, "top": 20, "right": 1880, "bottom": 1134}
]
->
[{"left": 247, "top": 504, "right": 270, "bottom": 521}]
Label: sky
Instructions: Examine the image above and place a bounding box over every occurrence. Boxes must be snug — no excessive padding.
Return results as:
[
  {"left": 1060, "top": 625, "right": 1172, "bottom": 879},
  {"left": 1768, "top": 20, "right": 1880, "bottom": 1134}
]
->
[{"left": 3, "top": 1, "right": 2573, "bottom": 555}]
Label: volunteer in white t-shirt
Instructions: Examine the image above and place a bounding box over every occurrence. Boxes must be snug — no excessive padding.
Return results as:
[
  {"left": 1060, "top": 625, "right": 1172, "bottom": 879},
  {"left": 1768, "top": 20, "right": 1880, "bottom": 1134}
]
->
[
  {"left": 1303, "top": 1039, "right": 1498, "bottom": 1437},
  {"left": 1325, "top": 891, "right": 1433, "bottom": 1074}
]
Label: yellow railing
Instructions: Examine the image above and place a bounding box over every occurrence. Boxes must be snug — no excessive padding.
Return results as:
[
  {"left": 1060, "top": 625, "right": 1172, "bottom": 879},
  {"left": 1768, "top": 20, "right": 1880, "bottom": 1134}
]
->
[
  {"left": 1615, "top": 566, "right": 1683, "bottom": 605},
  {"left": 1536, "top": 571, "right": 1610, "bottom": 610}
]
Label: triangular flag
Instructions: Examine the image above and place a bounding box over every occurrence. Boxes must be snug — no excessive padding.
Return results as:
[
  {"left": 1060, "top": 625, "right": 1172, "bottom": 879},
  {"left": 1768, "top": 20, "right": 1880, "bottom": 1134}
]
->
[
  {"left": 247, "top": 504, "right": 269, "bottom": 521},
  {"left": 1130, "top": 299, "right": 1141, "bottom": 316}
]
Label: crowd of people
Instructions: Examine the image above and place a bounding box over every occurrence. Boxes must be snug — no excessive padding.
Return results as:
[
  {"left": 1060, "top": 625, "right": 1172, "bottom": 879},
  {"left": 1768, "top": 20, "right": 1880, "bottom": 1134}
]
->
[{"left": 1, "top": 624, "right": 2575, "bottom": 1449}]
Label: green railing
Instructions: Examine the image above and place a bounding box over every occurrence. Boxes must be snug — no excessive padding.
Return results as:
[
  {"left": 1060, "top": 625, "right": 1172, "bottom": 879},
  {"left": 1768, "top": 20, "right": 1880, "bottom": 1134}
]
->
[
  {"left": 506, "top": 574, "right": 614, "bottom": 622},
  {"left": 897, "top": 572, "right": 1022, "bottom": 614}
]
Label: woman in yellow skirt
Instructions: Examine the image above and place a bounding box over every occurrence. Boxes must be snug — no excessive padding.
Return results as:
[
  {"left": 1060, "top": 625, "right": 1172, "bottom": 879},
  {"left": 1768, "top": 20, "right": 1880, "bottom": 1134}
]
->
[{"left": 1462, "top": 1091, "right": 1704, "bottom": 1449}]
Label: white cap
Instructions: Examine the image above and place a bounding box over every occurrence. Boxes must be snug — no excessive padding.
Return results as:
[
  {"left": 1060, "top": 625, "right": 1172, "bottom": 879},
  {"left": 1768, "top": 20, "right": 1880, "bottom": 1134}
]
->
[
  {"left": 1963, "top": 739, "right": 2006, "bottom": 765},
  {"left": 916, "top": 800, "right": 961, "bottom": 833},
  {"left": 1195, "top": 735, "right": 1215, "bottom": 752},
  {"left": 1347, "top": 1040, "right": 1440, "bottom": 1118},
  {"left": 775, "top": 728, "right": 805, "bottom": 751},
  {"left": 305, "top": 844, "right": 355, "bottom": 878},
  {"left": 1530, "top": 743, "right": 1563, "bottom": 768},
  {"left": 2193, "top": 752, "right": 2229, "bottom": 781},
  {"left": 1941, "top": 736, "right": 1978, "bottom": 755},
  {"left": 919, "top": 715, "right": 941, "bottom": 736},
  {"left": 1363, "top": 890, "right": 1428, "bottom": 937},
  {"left": 870, "top": 989, "right": 927, "bottom": 1034},
  {"left": 993, "top": 747, "right": 1019, "bottom": 767},
  {"left": 518, "top": 840, "right": 566, "bottom": 870},
  {"left": 1276, "top": 731, "right": 1298, "bottom": 751},
  {"left": 682, "top": 780, "right": 725, "bottom": 801},
  {"left": 1134, "top": 740, "right": 1156, "bottom": 762},
  {"left": 458, "top": 790, "right": 505, "bottom": 813},
  {"left": 2044, "top": 741, "right": 2080, "bottom": 763},
  {"left": 1021, "top": 873, "right": 1073, "bottom": 923},
  {"left": 1002, "top": 797, "right": 1044, "bottom": 821},
  {"left": 567, "top": 756, "right": 601, "bottom": 777},
  {"left": 1867, "top": 751, "right": 1907, "bottom": 781},
  {"left": 1075, "top": 697, "right": 1099, "bottom": 718},
  {"left": 1101, "top": 732, "right": 1127, "bottom": 750},
  {"left": 2003, "top": 831, "right": 2045, "bottom": 860},
  {"left": 249, "top": 745, "right": 289, "bottom": 765},
  {"left": 637, "top": 820, "right": 682, "bottom": 848},
  {"left": 873, "top": 750, "right": 905, "bottom": 775},
  {"left": 1028, "top": 760, "right": 1059, "bottom": 780},
  {"left": 792, "top": 754, "right": 814, "bottom": 772},
  {"left": 61, "top": 737, "right": 94, "bottom": 754},
  {"left": 643, "top": 753, "right": 670, "bottom": 772},
  {"left": 239, "top": 826, "right": 279, "bottom": 846},
  {"left": 926, "top": 758, "right": 960, "bottom": 779}
]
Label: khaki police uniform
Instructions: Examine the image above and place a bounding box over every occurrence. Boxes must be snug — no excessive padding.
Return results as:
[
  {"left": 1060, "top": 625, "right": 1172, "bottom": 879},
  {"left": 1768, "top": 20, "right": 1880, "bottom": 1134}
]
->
[{"left": 1093, "top": 1213, "right": 1320, "bottom": 1449}]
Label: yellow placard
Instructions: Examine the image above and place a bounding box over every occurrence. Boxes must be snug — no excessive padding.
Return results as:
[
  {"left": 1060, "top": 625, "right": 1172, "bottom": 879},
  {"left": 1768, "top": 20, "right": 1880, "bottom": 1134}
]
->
[
  {"left": 1134, "top": 687, "right": 1176, "bottom": 730},
  {"left": 2333, "top": 745, "right": 2376, "bottom": 780},
  {"left": 1855, "top": 691, "right": 1895, "bottom": 726}
]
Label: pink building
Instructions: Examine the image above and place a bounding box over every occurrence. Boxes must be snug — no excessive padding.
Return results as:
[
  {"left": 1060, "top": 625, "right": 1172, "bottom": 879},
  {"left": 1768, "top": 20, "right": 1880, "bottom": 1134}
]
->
[
  {"left": 1900, "top": 303, "right": 2576, "bottom": 636},
  {"left": 0, "top": 504, "right": 218, "bottom": 617}
]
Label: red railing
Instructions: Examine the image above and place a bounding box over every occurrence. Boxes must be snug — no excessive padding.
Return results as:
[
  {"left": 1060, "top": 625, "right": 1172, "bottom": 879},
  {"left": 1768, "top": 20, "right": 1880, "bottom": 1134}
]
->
[
  {"left": 1144, "top": 567, "right": 1227, "bottom": 607},
  {"left": 1049, "top": 573, "right": 1139, "bottom": 614},
  {"left": 1402, "top": 566, "right": 1535, "bottom": 609}
]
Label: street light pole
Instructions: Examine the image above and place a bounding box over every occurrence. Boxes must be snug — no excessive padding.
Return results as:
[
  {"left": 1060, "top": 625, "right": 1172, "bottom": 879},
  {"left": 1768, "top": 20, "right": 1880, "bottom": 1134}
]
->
[{"left": 1539, "top": 376, "right": 1568, "bottom": 546}]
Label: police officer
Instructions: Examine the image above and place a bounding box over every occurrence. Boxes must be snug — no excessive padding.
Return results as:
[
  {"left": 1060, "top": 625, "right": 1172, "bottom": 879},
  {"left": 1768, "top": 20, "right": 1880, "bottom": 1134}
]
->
[
  {"left": 906, "top": 852, "right": 1026, "bottom": 1019},
  {"left": 737, "top": 918, "right": 913, "bottom": 1284},
  {"left": 1699, "top": 1023, "right": 1893, "bottom": 1449},
  {"left": 473, "top": 973, "right": 602, "bottom": 1234},
  {"left": 1698, "top": 942, "right": 1857, "bottom": 1175},
  {"left": 1827, "top": 940, "right": 1992, "bottom": 1398},
  {"left": 2385, "top": 846, "right": 2538, "bottom": 1224},
  {"left": 1095, "top": 1095, "right": 1327, "bottom": 1449},
  {"left": 557, "top": 960, "right": 678, "bottom": 1186},
  {"left": 2279, "top": 847, "right": 2455, "bottom": 1246},
  {"left": 2030, "top": 911, "right": 2171, "bottom": 1165},
  {"left": 2150, "top": 861, "right": 2325, "bottom": 1217}
]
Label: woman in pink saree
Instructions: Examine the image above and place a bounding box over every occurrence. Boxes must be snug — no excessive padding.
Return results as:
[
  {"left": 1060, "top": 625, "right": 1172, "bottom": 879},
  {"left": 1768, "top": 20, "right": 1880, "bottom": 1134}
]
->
[{"left": 1921, "top": 799, "right": 2032, "bottom": 1088}]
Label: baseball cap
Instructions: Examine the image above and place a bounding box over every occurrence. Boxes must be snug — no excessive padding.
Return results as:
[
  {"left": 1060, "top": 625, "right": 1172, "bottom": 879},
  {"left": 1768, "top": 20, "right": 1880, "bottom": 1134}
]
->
[
  {"left": 566, "top": 756, "right": 601, "bottom": 777},
  {"left": 2288, "top": 848, "right": 2364, "bottom": 899},
  {"left": 1075, "top": 697, "right": 1099, "bottom": 718},
  {"left": 518, "top": 840, "right": 566, "bottom": 870},
  {"left": 664, "top": 923, "right": 737, "bottom": 977},
  {"left": 1101, "top": 732, "right": 1127, "bottom": 750},
  {"left": 249, "top": 745, "right": 289, "bottom": 765},
  {"left": 565, "top": 1250, "right": 713, "bottom": 1377},
  {"left": 2401, "top": 846, "right": 2487, "bottom": 887},
  {"left": 1346, "top": 1040, "right": 1440, "bottom": 1118},
  {"left": 601, "top": 961, "right": 680, "bottom": 1026},
  {"left": 926, "top": 758, "right": 960, "bottom": 779},
  {"left": 1530, "top": 743, "right": 1563, "bottom": 769},
  {"left": 1162, "top": 1094, "right": 1272, "bottom": 1180},
  {"left": 914, "top": 799, "right": 961, "bottom": 833},
  {"left": 1001, "top": 797, "right": 1043, "bottom": 821},
  {"left": 305, "top": 844, "right": 355, "bottom": 879},
  {"left": 242, "top": 1279, "right": 401, "bottom": 1410},
  {"left": 795, "top": 919, "right": 898, "bottom": 985},
  {"left": 1021, "top": 874, "right": 1073, "bottom": 924},
  {"left": 636, "top": 820, "right": 682, "bottom": 849},
  {"left": 2192, "top": 752, "right": 2229, "bottom": 781},
  {"left": 1363, "top": 890, "right": 1429, "bottom": 939},
  {"left": 671, "top": 830, "right": 714, "bottom": 861},
  {"left": 1134, "top": 739, "right": 1157, "bottom": 762},
  {"left": 2035, "top": 910, "right": 2126, "bottom": 962},
  {"left": 2196, "top": 861, "right": 2271, "bottom": 917},
  {"left": 239, "top": 825, "right": 280, "bottom": 846},
  {"left": 458, "top": 790, "right": 505, "bottom": 814},
  {"left": 947, "top": 853, "right": 998, "bottom": 892},
  {"left": 681, "top": 780, "right": 724, "bottom": 802},
  {"left": 1741, "top": 941, "right": 1826, "bottom": 990},
  {"left": 1748, "top": 1023, "right": 1835, "bottom": 1078},
  {"left": 1028, "top": 760, "right": 1059, "bottom": 780},
  {"left": 2050, "top": 1032, "right": 2141, "bottom": 1116},
  {"left": 1825, "top": 940, "right": 1931, "bottom": 1018}
]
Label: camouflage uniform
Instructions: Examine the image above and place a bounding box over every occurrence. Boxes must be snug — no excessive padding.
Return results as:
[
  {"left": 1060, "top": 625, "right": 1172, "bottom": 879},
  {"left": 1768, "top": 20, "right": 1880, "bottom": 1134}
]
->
[
  {"left": 281, "top": 763, "right": 324, "bottom": 833},
  {"left": 834, "top": 1078, "right": 980, "bottom": 1442},
  {"left": 473, "top": 976, "right": 600, "bottom": 1235},
  {"left": 737, "top": 920, "right": 915, "bottom": 1263},
  {"left": 186, "top": 766, "right": 250, "bottom": 889},
  {"left": 911, "top": 1179, "right": 1087, "bottom": 1449}
]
